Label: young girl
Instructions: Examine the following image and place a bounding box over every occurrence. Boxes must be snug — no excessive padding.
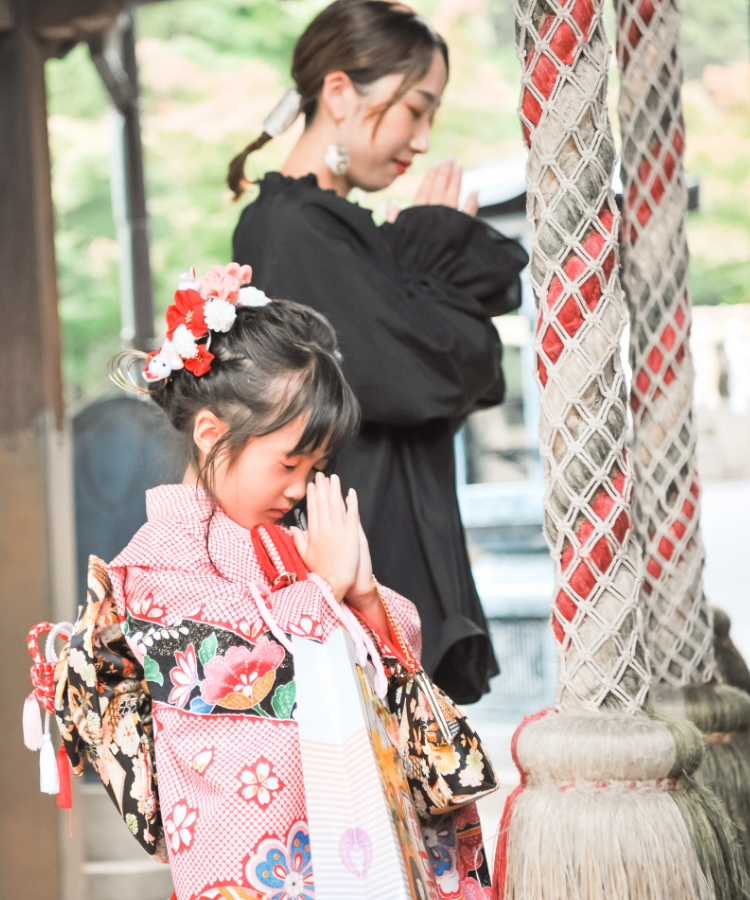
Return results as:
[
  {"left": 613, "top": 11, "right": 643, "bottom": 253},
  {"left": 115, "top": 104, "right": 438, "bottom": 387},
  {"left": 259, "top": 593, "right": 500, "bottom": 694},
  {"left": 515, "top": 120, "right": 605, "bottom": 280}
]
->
[
  {"left": 101, "top": 262, "right": 426, "bottom": 899},
  {"left": 55, "top": 262, "right": 496, "bottom": 900},
  {"left": 74, "top": 260, "right": 487, "bottom": 900}
]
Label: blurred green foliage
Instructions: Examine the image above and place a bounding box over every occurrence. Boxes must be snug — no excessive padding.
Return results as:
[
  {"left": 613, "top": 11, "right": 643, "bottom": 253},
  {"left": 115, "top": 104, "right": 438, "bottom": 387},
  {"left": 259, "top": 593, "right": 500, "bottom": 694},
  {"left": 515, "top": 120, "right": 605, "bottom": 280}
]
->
[{"left": 46, "top": 0, "right": 750, "bottom": 403}]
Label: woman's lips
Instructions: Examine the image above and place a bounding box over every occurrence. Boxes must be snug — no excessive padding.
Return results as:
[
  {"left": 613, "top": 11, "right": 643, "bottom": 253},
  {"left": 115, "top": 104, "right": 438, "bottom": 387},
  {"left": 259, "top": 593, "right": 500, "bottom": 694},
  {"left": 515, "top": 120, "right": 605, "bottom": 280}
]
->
[{"left": 394, "top": 160, "right": 411, "bottom": 175}]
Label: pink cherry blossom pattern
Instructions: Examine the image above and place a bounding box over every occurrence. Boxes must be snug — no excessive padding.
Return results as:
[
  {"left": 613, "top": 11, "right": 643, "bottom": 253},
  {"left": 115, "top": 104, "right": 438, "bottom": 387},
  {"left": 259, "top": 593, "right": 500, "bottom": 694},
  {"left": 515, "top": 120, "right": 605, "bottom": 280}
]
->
[
  {"left": 168, "top": 644, "right": 200, "bottom": 709},
  {"left": 164, "top": 802, "right": 198, "bottom": 854},
  {"left": 239, "top": 619, "right": 265, "bottom": 641},
  {"left": 238, "top": 757, "right": 283, "bottom": 806},
  {"left": 192, "top": 748, "right": 214, "bottom": 775}
]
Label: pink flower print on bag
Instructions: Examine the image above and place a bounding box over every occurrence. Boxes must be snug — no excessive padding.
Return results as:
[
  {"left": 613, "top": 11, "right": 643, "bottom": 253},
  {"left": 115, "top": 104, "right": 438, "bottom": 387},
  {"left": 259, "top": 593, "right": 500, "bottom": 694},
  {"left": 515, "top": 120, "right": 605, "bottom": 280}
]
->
[
  {"left": 200, "top": 637, "right": 285, "bottom": 710},
  {"left": 339, "top": 827, "right": 373, "bottom": 878}
]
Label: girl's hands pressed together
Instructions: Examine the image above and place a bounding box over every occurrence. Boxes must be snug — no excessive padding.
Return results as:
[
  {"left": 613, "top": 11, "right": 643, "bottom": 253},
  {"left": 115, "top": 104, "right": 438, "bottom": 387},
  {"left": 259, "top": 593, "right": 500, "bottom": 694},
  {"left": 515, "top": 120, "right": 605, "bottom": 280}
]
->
[
  {"left": 292, "top": 472, "right": 360, "bottom": 601},
  {"left": 344, "top": 524, "right": 391, "bottom": 637}
]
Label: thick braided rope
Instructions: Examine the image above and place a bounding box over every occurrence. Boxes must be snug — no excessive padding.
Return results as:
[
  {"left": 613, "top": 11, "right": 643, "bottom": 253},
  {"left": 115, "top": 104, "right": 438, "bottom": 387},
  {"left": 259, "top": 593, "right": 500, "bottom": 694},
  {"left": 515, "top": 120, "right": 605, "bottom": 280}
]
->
[
  {"left": 615, "top": 0, "right": 716, "bottom": 687},
  {"left": 516, "top": 0, "right": 650, "bottom": 712}
]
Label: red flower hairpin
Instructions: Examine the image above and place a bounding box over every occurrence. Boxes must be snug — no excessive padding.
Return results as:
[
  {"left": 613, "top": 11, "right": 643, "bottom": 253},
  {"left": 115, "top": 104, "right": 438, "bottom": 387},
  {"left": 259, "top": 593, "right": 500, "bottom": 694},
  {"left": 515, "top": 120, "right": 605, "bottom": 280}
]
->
[{"left": 144, "top": 263, "right": 268, "bottom": 382}]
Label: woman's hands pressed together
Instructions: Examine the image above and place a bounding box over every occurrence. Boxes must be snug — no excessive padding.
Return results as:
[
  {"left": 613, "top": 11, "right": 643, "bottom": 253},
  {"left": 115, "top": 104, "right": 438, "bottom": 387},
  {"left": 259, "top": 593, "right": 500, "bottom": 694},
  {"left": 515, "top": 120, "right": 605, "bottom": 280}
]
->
[
  {"left": 386, "top": 157, "right": 479, "bottom": 223},
  {"left": 291, "top": 473, "right": 388, "bottom": 632}
]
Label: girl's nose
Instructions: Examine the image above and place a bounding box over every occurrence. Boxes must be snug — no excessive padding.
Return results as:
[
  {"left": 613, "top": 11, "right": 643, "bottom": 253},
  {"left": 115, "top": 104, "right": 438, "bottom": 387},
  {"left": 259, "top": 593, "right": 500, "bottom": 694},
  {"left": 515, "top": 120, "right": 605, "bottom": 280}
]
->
[{"left": 285, "top": 475, "right": 308, "bottom": 503}]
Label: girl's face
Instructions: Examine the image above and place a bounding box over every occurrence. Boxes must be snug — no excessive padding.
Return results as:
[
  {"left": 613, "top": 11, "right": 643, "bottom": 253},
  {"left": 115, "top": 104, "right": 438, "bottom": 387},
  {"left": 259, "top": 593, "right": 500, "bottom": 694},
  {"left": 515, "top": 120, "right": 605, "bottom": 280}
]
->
[
  {"left": 341, "top": 50, "right": 447, "bottom": 192},
  {"left": 191, "top": 413, "right": 329, "bottom": 531}
]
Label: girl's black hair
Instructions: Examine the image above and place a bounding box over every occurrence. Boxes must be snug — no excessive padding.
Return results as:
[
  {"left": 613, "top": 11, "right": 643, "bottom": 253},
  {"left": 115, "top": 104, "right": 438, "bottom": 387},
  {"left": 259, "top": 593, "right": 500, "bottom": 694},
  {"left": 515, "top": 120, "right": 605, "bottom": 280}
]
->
[{"left": 149, "top": 299, "right": 361, "bottom": 496}]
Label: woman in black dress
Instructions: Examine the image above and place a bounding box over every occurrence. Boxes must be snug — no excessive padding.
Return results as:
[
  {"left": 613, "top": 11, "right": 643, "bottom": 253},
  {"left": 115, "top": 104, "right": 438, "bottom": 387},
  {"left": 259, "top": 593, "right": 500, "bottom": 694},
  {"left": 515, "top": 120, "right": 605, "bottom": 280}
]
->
[{"left": 229, "top": 0, "right": 528, "bottom": 704}]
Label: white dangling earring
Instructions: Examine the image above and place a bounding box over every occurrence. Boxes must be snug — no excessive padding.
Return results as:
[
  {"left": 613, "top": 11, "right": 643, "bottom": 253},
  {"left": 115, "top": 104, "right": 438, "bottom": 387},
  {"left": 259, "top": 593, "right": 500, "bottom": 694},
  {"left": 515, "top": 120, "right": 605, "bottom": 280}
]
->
[{"left": 325, "top": 142, "right": 350, "bottom": 176}]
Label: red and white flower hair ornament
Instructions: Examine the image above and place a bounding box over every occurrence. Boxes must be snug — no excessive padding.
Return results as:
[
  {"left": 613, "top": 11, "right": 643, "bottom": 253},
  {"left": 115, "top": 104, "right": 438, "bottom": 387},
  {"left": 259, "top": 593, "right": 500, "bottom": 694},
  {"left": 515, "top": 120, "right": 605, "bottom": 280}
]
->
[
  {"left": 238, "top": 285, "right": 268, "bottom": 307},
  {"left": 141, "top": 262, "right": 269, "bottom": 384},
  {"left": 144, "top": 340, "right": 184, "bottom": 382}
]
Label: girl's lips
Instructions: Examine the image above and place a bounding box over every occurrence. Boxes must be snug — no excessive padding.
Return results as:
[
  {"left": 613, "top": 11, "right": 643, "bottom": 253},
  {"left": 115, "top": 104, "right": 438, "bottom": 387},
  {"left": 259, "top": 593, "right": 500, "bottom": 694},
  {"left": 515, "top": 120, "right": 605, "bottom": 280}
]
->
[{"left": 394, "top": 160, "right": 411, "bottom": 175}]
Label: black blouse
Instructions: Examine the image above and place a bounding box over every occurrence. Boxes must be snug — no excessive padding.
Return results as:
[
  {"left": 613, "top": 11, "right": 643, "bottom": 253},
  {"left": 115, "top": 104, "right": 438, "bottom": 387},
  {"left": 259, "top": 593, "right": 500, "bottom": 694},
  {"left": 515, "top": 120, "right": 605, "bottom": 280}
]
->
[{"left": 233, "top": 173, "right": 528, "bottom": 703}]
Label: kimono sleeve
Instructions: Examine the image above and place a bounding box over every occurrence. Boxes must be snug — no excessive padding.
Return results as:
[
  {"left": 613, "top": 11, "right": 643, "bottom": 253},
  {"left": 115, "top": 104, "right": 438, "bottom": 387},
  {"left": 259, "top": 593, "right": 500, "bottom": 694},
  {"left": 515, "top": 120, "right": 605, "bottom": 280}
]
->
[
  {"left": 265, "top": 577, "right": 342, "bottom": 642},
  {"left": 56, "top": 556, "right": 165, "bottom": 859},
  {"left": 380, "top": 585, "right": 423, "bottom": 664}
]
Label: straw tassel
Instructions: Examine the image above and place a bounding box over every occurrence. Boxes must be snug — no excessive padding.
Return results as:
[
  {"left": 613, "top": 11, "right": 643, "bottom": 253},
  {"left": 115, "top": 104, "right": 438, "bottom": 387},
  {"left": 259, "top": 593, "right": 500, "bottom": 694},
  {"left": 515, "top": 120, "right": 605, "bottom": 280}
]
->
[{"left": 23, "top": 692, "right": 43, "bottom": 751}]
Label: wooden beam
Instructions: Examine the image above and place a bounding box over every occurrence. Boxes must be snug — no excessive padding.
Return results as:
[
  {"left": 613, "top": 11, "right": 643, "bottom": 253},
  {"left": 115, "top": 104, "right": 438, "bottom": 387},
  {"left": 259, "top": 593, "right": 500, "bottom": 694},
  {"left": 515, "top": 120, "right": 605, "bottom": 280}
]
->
[{"left": 0, "top": 20, "right": 64, "bottom": 900}]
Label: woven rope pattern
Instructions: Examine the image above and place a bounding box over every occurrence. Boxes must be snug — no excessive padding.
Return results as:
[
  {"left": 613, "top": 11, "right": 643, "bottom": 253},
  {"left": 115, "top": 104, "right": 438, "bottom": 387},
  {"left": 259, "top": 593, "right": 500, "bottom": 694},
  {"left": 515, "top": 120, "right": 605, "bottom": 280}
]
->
[
  {"left": 515, "top": 0, "right": 650, "bottom": 712},
  {"left": 615, "top": 0, "right": 716, "bottom": 687}
]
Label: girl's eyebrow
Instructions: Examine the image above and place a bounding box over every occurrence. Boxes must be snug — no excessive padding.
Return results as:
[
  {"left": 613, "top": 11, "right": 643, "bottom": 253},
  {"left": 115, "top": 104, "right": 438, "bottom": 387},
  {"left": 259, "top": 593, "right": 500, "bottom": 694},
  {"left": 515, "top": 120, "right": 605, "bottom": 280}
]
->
[{"left": 417, "top": 89, "right": 438, "bottom": 104}]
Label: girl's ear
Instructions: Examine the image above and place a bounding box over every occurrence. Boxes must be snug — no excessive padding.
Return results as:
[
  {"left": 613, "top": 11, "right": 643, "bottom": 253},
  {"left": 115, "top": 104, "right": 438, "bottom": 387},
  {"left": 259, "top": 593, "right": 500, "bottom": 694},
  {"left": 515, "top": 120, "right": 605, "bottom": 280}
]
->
[
  {"left": 192, "top": 409, "right": 228, "bottom": 457},
  {"left": 320, "top": 70, "right": 357, "bottom": 124}
]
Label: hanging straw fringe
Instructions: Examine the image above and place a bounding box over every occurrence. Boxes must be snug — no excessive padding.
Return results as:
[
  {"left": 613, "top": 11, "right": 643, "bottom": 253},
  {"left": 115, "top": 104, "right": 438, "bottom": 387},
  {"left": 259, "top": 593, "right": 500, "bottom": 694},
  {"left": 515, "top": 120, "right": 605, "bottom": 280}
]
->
[
  {"left": 654, "top": 682, "right": 750, "bottom": 873},
  {"left": 497, "top": 710, "right": 749, "bottom": 899}
]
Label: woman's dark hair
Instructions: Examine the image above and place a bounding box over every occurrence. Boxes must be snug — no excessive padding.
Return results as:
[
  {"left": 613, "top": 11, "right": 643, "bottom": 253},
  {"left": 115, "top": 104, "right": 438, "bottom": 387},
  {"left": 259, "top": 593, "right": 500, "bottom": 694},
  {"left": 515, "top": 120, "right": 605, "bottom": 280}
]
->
[
  {"left": 228, "top": 0, "right": 449, "bottom": 198},
  {"left": 148, "top": 299, "right": 361, "bottom": 497}
]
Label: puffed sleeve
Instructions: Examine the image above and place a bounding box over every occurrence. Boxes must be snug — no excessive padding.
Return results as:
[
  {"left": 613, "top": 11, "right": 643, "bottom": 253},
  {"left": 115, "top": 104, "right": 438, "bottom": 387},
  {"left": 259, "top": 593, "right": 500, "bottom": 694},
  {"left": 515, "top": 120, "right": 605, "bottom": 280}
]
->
[
  {"left": 235, "top": 196, "right": 508, "bottom": 425},
  {"left": 380, "top": 205, "right": 528, "bottom": 317}
]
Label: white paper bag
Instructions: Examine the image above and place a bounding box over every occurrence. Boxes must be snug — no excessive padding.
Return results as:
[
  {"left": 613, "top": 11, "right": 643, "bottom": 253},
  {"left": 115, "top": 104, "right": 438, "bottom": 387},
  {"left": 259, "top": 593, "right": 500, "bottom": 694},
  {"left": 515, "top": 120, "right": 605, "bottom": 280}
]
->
[{"left": 293, "top": 627, "right": 438, "bottom": 900}]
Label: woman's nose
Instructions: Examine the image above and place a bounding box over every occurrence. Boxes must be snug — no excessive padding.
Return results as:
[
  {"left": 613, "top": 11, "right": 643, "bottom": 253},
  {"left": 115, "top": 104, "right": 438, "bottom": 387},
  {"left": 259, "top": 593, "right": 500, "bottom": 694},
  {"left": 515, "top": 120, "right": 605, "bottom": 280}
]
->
[{"left": 410, "top": 119, "right": 431, "bottom": 155}]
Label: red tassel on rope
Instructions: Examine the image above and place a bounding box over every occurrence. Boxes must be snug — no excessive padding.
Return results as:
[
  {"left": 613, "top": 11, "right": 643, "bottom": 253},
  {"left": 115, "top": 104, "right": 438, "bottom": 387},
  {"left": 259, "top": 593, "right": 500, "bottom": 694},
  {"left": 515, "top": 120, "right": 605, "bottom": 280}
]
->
[{"left": 56, "top": 741, "right": 72, "bottom": 810}]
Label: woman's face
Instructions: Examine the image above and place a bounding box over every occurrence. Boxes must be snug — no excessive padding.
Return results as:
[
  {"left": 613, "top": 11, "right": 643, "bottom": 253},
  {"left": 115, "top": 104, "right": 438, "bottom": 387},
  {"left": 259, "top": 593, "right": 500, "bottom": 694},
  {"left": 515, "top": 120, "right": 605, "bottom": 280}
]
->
[{"left": 342, "top": 50, "right": 448, "bottom": 192}]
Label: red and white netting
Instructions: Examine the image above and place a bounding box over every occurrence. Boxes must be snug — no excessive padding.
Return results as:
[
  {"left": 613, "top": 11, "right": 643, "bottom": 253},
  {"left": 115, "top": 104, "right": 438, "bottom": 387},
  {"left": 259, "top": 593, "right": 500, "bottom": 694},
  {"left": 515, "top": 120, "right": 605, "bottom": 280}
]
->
[
  {"left": 517, "top": 0, "right": 650, "bottom": 712},
  {"left": 615, "top": 0, "right": 716, "bottom": 687}
]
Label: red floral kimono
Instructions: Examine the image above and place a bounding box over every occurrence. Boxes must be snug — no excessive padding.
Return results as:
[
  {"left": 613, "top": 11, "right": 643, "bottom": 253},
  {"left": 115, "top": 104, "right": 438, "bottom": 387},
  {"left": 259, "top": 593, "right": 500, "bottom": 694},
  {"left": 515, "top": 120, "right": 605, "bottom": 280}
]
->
[
  {"left": 106, "top": 485, "right": 419, "bottom": 900},
  {"left": 105, "top": 484, "right": 490, "bottom": 900}
]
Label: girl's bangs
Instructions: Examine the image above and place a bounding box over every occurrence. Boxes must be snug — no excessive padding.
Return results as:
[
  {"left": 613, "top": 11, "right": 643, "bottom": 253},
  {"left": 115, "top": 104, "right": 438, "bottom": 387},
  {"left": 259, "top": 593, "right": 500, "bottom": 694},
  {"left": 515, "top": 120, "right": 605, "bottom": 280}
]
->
[{"left": 287, "top": 360, "right": 361, "bottom": 460}]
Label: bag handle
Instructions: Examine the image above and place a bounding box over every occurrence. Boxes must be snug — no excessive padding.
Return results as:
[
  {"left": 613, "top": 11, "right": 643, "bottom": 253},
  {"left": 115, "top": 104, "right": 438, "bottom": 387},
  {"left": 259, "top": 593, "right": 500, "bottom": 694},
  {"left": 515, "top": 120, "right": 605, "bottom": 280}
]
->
[
  {"left": 366, "top": 578, "right": 420, "bottom": 674},
  {"left": 308, "top": 574, "right": 388, "bottom": 699}
]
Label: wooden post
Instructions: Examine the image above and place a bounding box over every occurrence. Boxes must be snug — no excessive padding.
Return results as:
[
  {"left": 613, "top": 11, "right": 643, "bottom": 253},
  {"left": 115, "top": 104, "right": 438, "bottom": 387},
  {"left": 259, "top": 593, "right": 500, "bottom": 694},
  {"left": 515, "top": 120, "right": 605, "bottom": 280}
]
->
[{"left": 0, "top": 16, "right": 65, "bottom": 900}]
